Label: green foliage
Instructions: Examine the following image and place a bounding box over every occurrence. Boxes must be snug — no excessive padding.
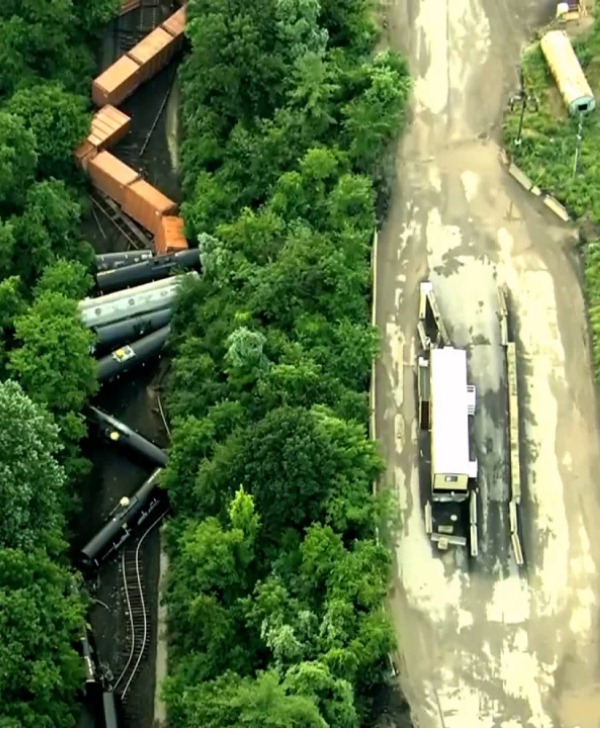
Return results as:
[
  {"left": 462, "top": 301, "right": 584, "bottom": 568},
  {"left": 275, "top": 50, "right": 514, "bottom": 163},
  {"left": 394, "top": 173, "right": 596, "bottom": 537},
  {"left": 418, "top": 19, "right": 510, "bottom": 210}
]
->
[
  {"left": 6, "top": 83, "right": 91, "bottom": 180},
  {"left": 0, "top": 0, "right": 117, "bottom": 725},
  {"left": 34, "top": 258, "right": 94, "bottom": 301},
  {"left": 0, "top": 112, "right": 38, "bottom": 209},
  {"left": 10, "top": 291, "right": 97, "bottom": 413},
  {"left": 504, "top": 21, "right": 600, "bottom": 380},
  {"left": 11, "top": 180, "right": 94, "bottom": 285},
  {"left": 0, "top": 380, "right": 67, "bottom": 555},
  {"left": 0, "top": 0, "right": 102, "bottom": 96},
  {"left": 502, "top": 36, "right": 600, "bottom": 219},
  {"left": 585, "top": 243, "right": 600, "bottom": 379},
  {"left": 165, "top": 0, "right": 409, "bottom": 726},
  {"left": 9, "top": 289, "right": 98, "bottom": 481},
  {"left": 165, "top": 669, "right": 328, "bottom": 728},
  {"left": 0, "top": 548, "right": 85, "bottom": 727}
]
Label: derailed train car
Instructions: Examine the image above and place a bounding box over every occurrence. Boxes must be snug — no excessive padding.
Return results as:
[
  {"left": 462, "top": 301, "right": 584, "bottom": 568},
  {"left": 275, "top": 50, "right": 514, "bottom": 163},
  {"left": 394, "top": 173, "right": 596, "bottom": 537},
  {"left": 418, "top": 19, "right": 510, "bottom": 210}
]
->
[
  {"left": 97, "top": 324, "right": 171, "bottom": 383},
  {"left": 86, "top": 406, "right": 168, "bottom": 467},
  {"left": 79, "top": 469, "right": 166, "bottom": 569},
  {"left": 95, "top": 248, "right": 200, "bottom": 293},
  {"left": 79, "top": 272, "right": 198, "bottom": 330},
  {"left": 96, "top": 250, "right": 153, "bottom": 272},
  {"left": 92, "top": 307, "right": 172, "bottom": 354}
]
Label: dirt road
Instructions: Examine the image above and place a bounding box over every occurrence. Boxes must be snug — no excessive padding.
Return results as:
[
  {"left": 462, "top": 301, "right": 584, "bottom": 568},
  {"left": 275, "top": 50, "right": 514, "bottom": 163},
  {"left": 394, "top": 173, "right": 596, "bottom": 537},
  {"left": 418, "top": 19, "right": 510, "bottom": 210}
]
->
[{"left": 376, "top": 0, "right": 600, "bottom": 726}]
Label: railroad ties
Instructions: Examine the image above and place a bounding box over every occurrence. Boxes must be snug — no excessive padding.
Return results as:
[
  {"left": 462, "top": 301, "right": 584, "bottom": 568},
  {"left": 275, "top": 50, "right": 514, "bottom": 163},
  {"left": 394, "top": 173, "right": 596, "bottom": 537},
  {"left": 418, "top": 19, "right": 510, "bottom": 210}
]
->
[
  {"left": 114, "top": 546, "right": 149, "bottom": 701},
  {"left": 139, "top": 0, "right": 162, "bottom": 35},
  {"left": 91, "top": 191, "right": 154, "bottom": 251}
]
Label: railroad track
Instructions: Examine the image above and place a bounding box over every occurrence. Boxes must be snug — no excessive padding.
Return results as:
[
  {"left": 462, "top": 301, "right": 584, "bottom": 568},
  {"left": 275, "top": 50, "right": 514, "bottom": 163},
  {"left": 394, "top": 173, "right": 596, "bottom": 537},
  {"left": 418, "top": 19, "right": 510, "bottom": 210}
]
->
[
  {"left": 113, "top": 511, "right": 167, "bottom": 700},
  {"left": 90, "top": 191, "right": 153, "bottom": 251},
  {"left": 116, "top": 0, "right": 163, "bottom": 54}
]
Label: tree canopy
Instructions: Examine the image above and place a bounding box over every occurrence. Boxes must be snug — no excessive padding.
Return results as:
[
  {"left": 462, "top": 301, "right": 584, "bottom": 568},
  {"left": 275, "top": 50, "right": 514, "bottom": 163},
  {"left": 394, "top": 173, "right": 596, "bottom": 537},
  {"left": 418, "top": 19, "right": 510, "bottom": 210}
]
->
[
  {"left": 162, "top": 0, "right": 410, "bottom": 726},
  {"left": 0, "top": 0, "right": 121, "bottom": 725}
]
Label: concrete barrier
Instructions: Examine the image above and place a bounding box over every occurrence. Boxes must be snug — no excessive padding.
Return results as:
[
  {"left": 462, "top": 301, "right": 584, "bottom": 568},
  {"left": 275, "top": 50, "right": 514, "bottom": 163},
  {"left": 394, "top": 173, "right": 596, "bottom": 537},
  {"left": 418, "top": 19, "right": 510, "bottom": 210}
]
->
[
  {"left": 508, "top": 162, "right": 536, "bottom": 193},
  {"left": 504, "top": 155, "right": 571, "bottom": 223},
  {"left": 543, "top": 194, "right": 571, "bottom": 222}
]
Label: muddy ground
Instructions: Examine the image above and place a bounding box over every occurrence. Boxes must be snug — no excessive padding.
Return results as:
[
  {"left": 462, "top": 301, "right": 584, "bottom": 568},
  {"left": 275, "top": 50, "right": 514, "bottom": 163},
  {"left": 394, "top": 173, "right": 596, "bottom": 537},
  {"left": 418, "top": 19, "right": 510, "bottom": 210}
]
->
[{"left": 376, "top": 0, "right": 600, "bottom": 727}]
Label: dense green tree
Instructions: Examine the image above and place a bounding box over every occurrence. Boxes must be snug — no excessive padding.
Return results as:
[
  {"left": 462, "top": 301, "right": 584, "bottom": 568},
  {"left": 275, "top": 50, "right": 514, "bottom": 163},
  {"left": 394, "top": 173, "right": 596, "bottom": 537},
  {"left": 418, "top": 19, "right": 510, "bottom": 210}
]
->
[
  {"left": 0, "top": 0, "right": 96, "bottom": 95},
  {"left": 318, "top": 0, "right": 373, "bottom": 49},
  {"left": 285, "top": 661, "right": 358, "bottom": 727},
  {"left": 168, "top": 0, "right": 410, "bottom": 724},
  {"left": 71, "top": 0, "right": 121, "bottom": 31},
  {"left": 0, "top": 549, "right": 85, "bottom": 728},
  {"left": 0, "top": 275, "right": 25, "bottom": 330},
  {"left": 0, "top": 380, "right": 66, "bottom": 554},
  {"left": 0, "top": 112, "right": 37, "bottom": 209},
  {"left": 228, "top": 406, "right": 382, "bottom": 539},
  {"left": 9, "top": 291, "right": 97, "bottom": 414},
  {"left": 6, "top": 84, "right": 90, "bottom": 179},
  {"left": 274, "top": 0, "right": 328, "bottom": 67},
  {"left": 185, "top": 0, "right": 285, "bottom": 124},
  {"left": 166, "top": 669, "right": 327, "bottom": 728},
  {"left": 341, "top": 51, "right": 411, "bottom": 172},
  {"left": 34, "top": 258, "right": 94, "bottom": 301},
  {"left": 165, "top": 490, "right": 260, "bottom": 676},
  {"left": 11, "top": 179, "right": 93, "bottom": 284},
  {"left": 0, "top": 217, "right": 15, "bottom": 278}
]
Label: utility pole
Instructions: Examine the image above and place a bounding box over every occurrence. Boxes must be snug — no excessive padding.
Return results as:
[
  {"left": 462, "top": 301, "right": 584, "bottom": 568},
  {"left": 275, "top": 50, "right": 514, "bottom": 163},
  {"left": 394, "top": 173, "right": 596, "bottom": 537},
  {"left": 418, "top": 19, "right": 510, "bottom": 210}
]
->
[{"left": 509, "top": 68, "right": 539, "bottom": 148}]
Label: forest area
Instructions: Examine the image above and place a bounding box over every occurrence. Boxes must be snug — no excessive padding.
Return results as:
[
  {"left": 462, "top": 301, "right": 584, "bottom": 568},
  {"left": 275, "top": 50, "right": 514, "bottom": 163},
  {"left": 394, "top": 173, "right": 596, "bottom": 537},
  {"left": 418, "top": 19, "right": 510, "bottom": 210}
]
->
[
  {"left": 0, "top": 0, "right": 122, "bottom": 726},
  {"left": 160, "top": 0, "right": 410, "bottom": 726},
  {"left": 0, "top": 0, "right": 411, "bottom": 727}
]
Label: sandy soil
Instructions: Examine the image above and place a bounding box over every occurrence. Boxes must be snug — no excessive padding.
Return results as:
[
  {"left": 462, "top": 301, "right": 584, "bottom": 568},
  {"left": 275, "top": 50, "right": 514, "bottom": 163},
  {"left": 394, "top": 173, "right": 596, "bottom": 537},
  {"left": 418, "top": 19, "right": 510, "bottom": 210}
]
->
[{"left": 376, "top": 0, "right": 600, "bottom": 727}]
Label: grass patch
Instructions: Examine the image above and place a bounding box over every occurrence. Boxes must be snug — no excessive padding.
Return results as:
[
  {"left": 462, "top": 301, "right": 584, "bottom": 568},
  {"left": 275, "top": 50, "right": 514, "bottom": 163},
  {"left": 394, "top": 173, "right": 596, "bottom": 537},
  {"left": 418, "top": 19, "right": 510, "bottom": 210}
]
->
[
  {"left": 503, "top": 20, "right": 600, "bottom": 219},
  {"left": 503, "top": 18, "right": 600, "bottom": 377}
]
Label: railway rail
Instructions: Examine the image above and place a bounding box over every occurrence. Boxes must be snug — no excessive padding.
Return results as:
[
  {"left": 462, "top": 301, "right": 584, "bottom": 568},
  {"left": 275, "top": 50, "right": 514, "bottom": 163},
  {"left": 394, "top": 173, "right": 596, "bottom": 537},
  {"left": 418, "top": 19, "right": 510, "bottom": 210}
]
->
[
  {"left": 91, "top": 191, "right": 154, "bottom": 251},
  {"left": 113, "top": 510, "right": 167, "bottom": 700}
]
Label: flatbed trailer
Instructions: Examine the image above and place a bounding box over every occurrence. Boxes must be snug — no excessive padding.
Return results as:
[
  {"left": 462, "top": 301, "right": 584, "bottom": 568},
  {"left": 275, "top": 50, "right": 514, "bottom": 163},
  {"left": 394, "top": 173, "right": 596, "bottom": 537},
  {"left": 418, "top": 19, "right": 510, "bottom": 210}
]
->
[{"left": 417, "top": 282, "right": 478, "bottom": 557}]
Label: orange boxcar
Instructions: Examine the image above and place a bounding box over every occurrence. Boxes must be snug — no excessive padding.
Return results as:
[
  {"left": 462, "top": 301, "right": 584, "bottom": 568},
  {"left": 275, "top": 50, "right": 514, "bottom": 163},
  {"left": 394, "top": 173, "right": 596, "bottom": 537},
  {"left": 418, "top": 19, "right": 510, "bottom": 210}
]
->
[
  {"left": 127, "top": 26, "right": 183, "bottom": 86},
  {"left": 122, "top": 179, "right": 177, "bottom": 235},
  {"left": 88, "top": 151, "right": 141, "bottom": 206},
  {"left": 74, "top": 140, "right": 98, "bottom": 172},
  {"left": 154, "top": 216, "right": 188, "bottom": 255},
  {"left": 92, "top": 55, "right": 142, "bottom": 107},
  {"left": 87, "top": 106, "right": 131, "bottom": 150},
  {"left": 161, "top": 6, "right": 187, "bottom": 38}
]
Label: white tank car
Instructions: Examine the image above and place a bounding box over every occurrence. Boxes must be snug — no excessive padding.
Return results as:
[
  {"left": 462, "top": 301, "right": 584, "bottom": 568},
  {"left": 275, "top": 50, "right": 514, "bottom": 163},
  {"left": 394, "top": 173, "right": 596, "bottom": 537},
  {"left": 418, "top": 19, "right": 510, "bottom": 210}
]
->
[{"left": 79, "top": 271, "right": 199, "bottom": 329}]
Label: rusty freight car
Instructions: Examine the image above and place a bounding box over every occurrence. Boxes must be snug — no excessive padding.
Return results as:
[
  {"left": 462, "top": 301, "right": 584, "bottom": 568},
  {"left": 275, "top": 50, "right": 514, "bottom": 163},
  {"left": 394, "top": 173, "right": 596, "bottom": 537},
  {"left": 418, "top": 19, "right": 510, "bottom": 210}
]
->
[
  {"left": 87, "top": 106, "right": 131, "bottom": 150},
  {"left": 91, "top": 6, "right": 186, "bottom": 108},
  {"left": 88, "top": 151, "right": 140, "bottom": 206},
  {"left": 127, "top": 26, "right": 183, "bottom": 86},
  {"left": 92, "top": 55, "right": 143, "bottom": 107},
  {"left": 154, "top": 216, "right": 188, "bottom": 255},
  {"left": 122, "top": 180, "right": 177, "bottom": 236},
  {"left": 74, "top": 140, "right": 98, "bottom": 172},
  {"left": 161, "top": 5, "right": 186, "bottom": 37}
]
